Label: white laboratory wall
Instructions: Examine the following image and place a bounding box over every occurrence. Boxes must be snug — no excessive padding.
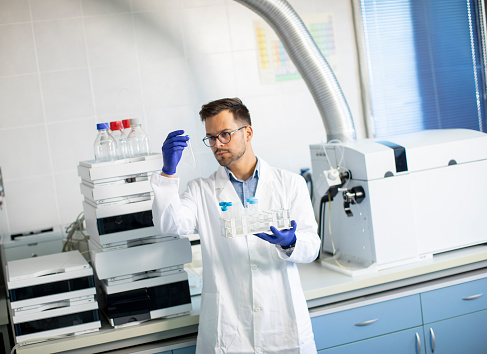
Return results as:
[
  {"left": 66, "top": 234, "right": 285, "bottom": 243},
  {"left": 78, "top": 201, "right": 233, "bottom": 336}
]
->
[{"left": 0, "top": 0, "right": 363, "bottom": 235}]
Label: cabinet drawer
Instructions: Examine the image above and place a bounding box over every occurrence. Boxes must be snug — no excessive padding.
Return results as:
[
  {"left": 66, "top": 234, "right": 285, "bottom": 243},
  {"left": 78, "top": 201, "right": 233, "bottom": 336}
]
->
[
  {"left": 421, "top": 277, "right": 487, "bottom": 324},
  {"left": 312, "top": 294, "right": 422, "bottom": 350}
]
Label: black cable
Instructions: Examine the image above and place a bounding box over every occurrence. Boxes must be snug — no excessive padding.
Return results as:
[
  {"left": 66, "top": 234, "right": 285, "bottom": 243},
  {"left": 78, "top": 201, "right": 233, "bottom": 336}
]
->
[
  {"left": 316, "top": 172, "right": 349, "bottom": 259},
  {"left": 318, "top": 192, "right": 330, "bottom": 260}
]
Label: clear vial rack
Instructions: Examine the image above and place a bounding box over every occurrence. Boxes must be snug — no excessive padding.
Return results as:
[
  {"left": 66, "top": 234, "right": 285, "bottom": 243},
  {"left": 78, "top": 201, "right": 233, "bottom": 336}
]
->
[{"left": 220, "top": 209, "right": 291, "bottom": 238}]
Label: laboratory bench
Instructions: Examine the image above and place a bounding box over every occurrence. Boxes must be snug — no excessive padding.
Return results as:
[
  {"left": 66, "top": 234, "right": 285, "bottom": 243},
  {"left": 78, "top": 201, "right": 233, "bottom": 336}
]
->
[{"left": 8, "top": 244, "right": 487, "bottom": 354}]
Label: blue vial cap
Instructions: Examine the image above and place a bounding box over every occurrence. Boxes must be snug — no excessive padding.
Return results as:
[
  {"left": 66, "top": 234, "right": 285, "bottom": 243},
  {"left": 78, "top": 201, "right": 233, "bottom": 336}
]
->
[
  {"left": 248, "top": 197, "right": 258, "bottom": 204},
  {"left": 221, "top": 205, "right": 228, "bottom": 211},
  {"left": 97, "top": 123, "right": 109, "bottom": 130},
  {"left": 219, "top": 202, "right": 225, "bottom": 206},
  {"left": 227, "top": 202, "right": 232, "bottom": 206}
]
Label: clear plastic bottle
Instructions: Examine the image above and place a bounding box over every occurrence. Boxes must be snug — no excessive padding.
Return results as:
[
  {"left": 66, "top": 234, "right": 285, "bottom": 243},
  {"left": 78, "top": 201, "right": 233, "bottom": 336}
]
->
[
  {"left": 109, "top": 121, "right": 128, "bottom": 159},
  {"left": 94, "top": 123, "right": 117, "bottom": 162},
  {"left": 127, "top": 118, "right": 151, "bottom": 157}
]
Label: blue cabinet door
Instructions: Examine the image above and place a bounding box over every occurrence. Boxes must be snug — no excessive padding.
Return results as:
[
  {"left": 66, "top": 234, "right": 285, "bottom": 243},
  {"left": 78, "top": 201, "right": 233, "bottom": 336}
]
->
[
  {"left": 424, "top": 309, "right": 487, "bottom": 354},
  {"left": 319, "top": 327, "right": 424, "bottom": 354}
]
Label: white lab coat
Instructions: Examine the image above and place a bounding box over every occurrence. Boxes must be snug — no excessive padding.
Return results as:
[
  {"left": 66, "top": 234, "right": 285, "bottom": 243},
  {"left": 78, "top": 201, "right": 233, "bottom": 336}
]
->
[{"left": 151, "top": 159, "right": 320, "bottom": 354}]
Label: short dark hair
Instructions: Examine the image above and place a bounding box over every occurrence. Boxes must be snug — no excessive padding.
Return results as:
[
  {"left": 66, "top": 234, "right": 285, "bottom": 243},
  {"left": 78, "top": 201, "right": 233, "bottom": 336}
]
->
[{"left": 199, "top": 98, "right": 251, "bottom": 126}]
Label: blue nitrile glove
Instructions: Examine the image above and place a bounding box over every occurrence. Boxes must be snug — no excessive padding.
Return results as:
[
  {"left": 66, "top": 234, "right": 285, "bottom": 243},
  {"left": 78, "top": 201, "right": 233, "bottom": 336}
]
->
[
  {"left": 254, "top": 220, "right": 297, "bottom": 247},
  {"left": 162, "top": 130, "right": 189, "bottom": 175}
]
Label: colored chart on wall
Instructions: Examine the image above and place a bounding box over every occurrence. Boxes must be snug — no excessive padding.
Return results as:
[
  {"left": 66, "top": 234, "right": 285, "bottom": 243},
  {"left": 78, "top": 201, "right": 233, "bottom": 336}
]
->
[{"left": 255, "top": 13, "right": 338, "bottom": 84}]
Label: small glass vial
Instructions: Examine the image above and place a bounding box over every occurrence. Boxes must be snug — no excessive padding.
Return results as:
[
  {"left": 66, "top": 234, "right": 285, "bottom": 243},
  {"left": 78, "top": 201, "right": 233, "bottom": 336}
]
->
[{"left": 246, "top": 197, "right": 258, "bottom": 232}]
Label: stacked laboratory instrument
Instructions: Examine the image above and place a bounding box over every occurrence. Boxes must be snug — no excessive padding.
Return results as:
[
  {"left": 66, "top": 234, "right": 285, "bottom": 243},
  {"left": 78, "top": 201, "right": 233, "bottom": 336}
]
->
[
  {"left": 78, "top": 154, "right": 192, "bottom": 327},
  {"left": 6, "top": 251, "right": 101, "bottom": 343}
]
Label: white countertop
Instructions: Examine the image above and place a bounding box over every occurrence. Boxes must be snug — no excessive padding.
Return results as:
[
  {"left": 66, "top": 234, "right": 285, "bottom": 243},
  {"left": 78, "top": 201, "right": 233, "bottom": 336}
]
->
[
  {"left": 300, "top": 244, "right": 487, "bottom": 306},
  {"left": 13, "top": 244, "right": 487, "bottom": 353}
]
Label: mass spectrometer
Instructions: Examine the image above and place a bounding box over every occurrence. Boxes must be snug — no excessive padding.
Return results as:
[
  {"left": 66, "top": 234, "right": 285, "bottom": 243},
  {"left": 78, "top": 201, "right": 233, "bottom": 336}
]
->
[{"left": 311, "top": 129, "right": 487, "bottom": 275}]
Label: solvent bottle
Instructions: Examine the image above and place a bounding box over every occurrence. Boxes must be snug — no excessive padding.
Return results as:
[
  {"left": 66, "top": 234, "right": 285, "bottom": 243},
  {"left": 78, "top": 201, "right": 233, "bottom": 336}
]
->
[
  {"left": 122, "top": 119, "right": 131, "bottom": 135},
  {"left": 94, "top": 123, "right": 117, "bottom": 163},
  {"left": 109, "top": 121, "right": 128, "bottom": 159},
  {"left": 127, "top": 118, "right": 151, "bottom": 157}
]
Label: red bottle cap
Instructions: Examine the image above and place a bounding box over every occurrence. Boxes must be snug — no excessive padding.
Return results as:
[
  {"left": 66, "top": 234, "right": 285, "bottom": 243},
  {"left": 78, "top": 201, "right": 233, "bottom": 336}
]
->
[
  {"left": 110, "top": 121, "right": 123, "bottom": 130},
  {"left": 122, "top": 119, "right": 131, "bottom": 129}
]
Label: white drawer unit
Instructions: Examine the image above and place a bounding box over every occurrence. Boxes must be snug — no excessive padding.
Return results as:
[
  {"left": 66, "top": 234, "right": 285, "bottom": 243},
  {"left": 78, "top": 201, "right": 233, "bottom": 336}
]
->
[
  {"left": 83, "top": 199, "right": 158, "bottom": 246},
  {"left": 78, "top": 154, "right": 162, "bottom": 182},
  {"left": 1, "top": 226, "right": 64, "bottom": 262},
  {"left": 6, "top": 251, "right": 101, "bottom": 343},
  {"left": 89, "top": 237, "right": 192, "bottom": 280}
]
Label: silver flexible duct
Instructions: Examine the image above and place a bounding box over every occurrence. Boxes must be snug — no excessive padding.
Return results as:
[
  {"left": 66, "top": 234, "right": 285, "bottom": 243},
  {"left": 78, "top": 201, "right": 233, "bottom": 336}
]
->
[{"left": 235, "top": 0, "right": 356, "bottom": 142}]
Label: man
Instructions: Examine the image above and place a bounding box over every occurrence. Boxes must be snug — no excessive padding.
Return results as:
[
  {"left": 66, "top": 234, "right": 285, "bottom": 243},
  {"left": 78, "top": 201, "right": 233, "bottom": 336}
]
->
[{"left": 151, "top": 98, "right": 320, "bottom": 353}]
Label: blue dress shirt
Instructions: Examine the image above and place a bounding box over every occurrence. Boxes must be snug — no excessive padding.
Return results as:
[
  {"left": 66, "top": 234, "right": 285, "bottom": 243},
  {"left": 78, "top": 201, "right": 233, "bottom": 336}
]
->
[{"left": 224, "top": 158, "right": 260, "bottom": 206}]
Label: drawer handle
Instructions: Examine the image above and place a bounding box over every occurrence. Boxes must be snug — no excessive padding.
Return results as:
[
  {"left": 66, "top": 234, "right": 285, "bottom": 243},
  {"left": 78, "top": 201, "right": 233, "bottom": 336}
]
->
[
  {"left": 415, "top": 332, "right": 421, "bottom": 354},
  {"left": 354, "top": 318, "right": 378, "bottom": 326},
  {"left": 462, "top": 293, "right": 484, "bottom": 301},
  {"left": 429, "top": 328, "right": 436, "bottom": 353}
]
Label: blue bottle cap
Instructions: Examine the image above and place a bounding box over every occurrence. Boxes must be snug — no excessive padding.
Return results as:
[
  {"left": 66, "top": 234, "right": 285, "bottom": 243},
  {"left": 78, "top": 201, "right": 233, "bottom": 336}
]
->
[
  {"left": 221, "top": 205, "right": 228, "bottom": 211},
  {"left": 248, "top": 197, "right": 258, "bottom": 204},
  {"left": 97, "top": 123, "right": 109, "bottom": 130}
]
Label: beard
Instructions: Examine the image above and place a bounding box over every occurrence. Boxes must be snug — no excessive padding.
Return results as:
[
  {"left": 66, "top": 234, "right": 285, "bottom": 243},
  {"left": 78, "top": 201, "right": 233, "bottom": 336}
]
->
[{"left": 214, "top": 143, "right": 246, "bottom": 167}]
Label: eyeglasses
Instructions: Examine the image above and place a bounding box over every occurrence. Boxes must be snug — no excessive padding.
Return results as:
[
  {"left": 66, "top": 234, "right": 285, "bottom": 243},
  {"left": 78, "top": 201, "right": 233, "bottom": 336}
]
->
[{"left": 202, "top": 126, "right": 247, "bottom": 147}]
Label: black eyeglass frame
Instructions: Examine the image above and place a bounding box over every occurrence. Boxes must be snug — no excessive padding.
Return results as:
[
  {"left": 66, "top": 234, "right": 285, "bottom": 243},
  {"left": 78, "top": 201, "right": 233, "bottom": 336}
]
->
[{"left": 202, "top": 125, "right": 248, "bottom": 147}]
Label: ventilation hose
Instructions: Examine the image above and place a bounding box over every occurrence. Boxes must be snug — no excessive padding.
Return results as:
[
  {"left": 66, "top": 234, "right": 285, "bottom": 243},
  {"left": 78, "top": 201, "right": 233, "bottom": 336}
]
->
[{"left": 235, "top": 0, "right": 356, "bottom": 142}]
